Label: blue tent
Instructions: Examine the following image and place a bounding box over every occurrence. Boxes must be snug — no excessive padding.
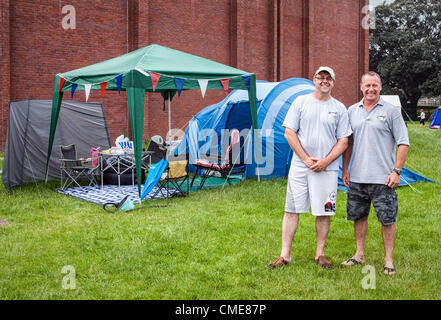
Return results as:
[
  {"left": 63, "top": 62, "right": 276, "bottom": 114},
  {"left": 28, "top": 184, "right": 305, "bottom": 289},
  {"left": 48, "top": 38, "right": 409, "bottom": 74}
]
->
[
  {"left": 174, "top": 78, "right": 315, "bottom": 178},
  {"left": 174, "top": 78, "right": 436, "bottom": 190},
  {"left": 430, "top": 106, "right": 441, "bottom": 129}
]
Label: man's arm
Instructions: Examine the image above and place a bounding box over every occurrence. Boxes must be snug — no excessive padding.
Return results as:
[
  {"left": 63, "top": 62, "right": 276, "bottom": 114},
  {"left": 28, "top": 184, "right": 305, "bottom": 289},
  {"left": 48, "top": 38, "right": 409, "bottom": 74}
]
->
[
  {"left": 284, "top": 127, "right": 316, "bottom": 168},
  {"left": 310, "top": 137, "right": 349, "bottom": 172},
  {"left": 385, "top": 144, "right": 409, "bottom": 188},
  {"left": 341, "top": 141, "right": 353, "bottom": 187}
]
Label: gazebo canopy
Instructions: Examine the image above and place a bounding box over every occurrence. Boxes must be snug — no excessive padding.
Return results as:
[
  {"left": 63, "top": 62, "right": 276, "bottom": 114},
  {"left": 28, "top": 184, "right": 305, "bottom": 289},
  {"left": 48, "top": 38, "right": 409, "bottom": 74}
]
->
[{"left": 46, "top": 44, "right": 258, "bottom": 197}]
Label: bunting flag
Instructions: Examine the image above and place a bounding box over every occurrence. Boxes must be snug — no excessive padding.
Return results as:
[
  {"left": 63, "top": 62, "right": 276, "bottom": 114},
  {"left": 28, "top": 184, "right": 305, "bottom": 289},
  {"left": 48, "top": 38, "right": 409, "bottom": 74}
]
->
[
  {"left": 84, "top": 84, "right": 92, "bottom": 102},
  {"left": 115, "top": 74, "right": 122, "bottom": 94},
  {"left": 220, "top": 78, "right": 229, "bottom": 95},
  {"left": 198, "top": 79, "right": 208, "bottom": 98},
  {"left": 100, "top": 82, "right": 107, "bottom": 98},
  {"left": 241, "top": 75, "right": 251, "bottom": 91},
  {"left": 59, "top": 77, "right": 66, "bottom": 93},
  {"left": 174, "top": 77, "right": 185, "bottom": 96},
  {"left": 70, "top": 83, "right": 78, "bottom": 98},
  {"left": 150, "top": 72, "right": 161, "bottom": 91},
  {"left": 61, "top": 74, "right": 243, "bottom": 102}
]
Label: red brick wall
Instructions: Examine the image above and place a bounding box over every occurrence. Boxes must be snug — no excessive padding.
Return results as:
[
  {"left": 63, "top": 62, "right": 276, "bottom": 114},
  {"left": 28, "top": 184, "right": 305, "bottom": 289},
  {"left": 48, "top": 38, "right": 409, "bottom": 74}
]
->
[
  {"left": 0, "top": 0, "right": 11, "bottom": 152},
  {"left": 2, "top": 0, "right": 129, "bottom": 151},
  {"left": 0, "top": 0, "right": 369, "bottom": 152},
  {"left": 306, "top": 0, "right": 365, "bottom": 106}
]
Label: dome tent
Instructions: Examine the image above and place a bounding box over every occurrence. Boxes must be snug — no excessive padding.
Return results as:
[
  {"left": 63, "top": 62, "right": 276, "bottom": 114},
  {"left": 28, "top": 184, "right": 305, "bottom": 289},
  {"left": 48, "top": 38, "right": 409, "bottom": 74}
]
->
[
  {"left": 429, "top": 106, "right": 441, "bottom": 129},
  {"left": 174, "top": 78, "right": 315, "bottom": 179}
]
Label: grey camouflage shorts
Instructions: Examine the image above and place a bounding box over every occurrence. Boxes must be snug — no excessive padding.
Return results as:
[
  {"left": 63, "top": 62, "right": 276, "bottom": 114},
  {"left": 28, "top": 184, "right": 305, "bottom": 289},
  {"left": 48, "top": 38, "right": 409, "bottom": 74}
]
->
[{"left": 347, "top": 182, "right": 398, "bottom": 226}]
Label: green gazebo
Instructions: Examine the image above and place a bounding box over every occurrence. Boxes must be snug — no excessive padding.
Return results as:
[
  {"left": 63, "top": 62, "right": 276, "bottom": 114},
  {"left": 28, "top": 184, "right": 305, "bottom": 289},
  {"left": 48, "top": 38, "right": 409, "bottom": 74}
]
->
[{"left": 46, "top": 44, "right": 258, "bottom": 197}]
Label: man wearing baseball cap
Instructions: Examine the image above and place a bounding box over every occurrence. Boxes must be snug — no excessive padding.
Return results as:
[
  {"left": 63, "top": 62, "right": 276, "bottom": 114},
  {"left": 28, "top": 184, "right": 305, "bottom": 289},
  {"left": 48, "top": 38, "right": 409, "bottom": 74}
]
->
[{"left": 268, "top": 66, "right": 352, "bottom": 269}]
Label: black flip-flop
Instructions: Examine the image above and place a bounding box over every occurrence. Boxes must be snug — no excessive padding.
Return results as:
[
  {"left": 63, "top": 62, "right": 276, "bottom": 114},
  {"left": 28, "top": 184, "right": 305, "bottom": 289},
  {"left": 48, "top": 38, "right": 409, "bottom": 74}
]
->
[
  {"left": 383, "top": 266, "right": 396, "bottom": 275},
  {"left": 342, "top": 258, "right": 364, "bottom": 266}
]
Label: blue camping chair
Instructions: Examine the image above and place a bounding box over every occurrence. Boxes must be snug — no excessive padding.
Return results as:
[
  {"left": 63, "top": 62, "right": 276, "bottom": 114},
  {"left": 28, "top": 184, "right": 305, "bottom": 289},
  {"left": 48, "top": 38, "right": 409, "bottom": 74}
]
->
[{"left": 141, "top": 158, "right": 168, "bottom": 200}]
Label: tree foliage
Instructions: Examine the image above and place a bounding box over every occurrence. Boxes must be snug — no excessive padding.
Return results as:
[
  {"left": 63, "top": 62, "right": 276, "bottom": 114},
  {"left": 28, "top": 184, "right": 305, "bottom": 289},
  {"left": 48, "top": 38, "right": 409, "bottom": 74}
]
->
[{"left": 370, "top": 0, "right": 441, "bottom": 115}]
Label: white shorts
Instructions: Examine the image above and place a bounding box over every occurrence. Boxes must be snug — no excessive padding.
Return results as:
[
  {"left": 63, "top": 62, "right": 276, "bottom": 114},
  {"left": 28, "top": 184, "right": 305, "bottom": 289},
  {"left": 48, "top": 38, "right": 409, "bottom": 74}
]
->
[{"left": 285, "top": 166, "right": 338, "bottom": 216}]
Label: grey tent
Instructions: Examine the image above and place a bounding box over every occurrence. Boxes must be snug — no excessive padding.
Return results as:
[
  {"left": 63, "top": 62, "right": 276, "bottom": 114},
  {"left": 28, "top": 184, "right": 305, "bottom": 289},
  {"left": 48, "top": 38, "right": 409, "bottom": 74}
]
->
[{"left": 2, "top": 100, "right": 111, "bottom": 193}]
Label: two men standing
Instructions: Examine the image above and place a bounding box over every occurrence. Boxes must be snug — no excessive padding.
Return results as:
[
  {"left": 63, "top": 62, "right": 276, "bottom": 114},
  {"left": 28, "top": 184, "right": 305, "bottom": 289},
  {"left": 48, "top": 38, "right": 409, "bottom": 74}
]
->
[{"left": 269, "top": 69, "right": 409, "bottom": 275}]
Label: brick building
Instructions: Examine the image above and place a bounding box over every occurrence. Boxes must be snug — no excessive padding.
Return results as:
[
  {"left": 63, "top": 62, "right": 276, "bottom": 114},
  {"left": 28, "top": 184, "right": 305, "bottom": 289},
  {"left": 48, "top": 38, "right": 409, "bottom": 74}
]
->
[{"left": 0, "top": 0, "right": 369, "bottom": 151}]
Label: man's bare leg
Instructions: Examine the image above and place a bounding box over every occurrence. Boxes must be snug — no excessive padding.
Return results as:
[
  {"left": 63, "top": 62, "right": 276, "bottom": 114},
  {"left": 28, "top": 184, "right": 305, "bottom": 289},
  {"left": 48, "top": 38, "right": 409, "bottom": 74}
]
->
[
  {"left": 382, "top": 223, "right": 396, "bottom": 274},
  {"left": 315, "top": 215, "right": 330, "bottom": 260},
  {"left": 342, "top": 219, "right": 367, "bottom": 265},
  {"left": 280, "top": 212, "right": 299, "bottom": 262}
]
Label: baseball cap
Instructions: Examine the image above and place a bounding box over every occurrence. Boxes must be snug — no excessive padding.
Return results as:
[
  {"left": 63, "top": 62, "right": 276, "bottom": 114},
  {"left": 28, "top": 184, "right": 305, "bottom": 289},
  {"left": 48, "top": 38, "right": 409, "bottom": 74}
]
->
[{"left": 314, "top": 66, "right": 335, "bottom": 80}]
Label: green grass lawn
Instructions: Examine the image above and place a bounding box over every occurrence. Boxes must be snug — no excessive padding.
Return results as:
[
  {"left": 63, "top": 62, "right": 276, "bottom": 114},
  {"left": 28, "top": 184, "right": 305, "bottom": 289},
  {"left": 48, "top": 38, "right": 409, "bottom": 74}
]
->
[{"left": 0, "top": 123, "right": 440, "bottom": 300}]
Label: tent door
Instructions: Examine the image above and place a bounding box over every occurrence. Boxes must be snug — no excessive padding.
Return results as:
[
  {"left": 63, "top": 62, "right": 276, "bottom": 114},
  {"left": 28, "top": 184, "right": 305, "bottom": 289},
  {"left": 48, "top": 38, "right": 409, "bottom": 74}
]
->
[{"left": 224, "top": 102, "right": 252, "bottom": 166}]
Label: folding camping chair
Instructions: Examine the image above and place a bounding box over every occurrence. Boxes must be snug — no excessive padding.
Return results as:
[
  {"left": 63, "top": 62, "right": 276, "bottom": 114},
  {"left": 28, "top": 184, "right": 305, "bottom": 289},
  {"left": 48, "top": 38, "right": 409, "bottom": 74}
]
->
[
  {"left": 59, "top": 144, "right": 100, "bottom": 190},
  {"left": 190, "top": 129, "right": 245, "bottom": 189},
  {"left": 150, "top": 159, "right": 189, "bottom": 198}
]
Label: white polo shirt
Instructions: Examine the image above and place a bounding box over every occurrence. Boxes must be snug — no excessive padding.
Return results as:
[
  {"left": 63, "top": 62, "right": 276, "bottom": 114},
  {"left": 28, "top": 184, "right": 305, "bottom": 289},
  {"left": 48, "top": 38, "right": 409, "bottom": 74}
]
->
[
  {"left": 347, "top": 98, "right": 410, "bottom": 184},
  {"left": 282, "top": 93, "right": 352, "bottom": 171}
]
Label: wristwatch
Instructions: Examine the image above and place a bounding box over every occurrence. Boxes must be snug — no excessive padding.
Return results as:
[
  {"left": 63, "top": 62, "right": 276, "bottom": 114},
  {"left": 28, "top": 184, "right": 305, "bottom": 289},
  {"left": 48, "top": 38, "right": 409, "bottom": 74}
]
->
[{"left": 393, "top": 168, "right": 402, "bottom": 175}]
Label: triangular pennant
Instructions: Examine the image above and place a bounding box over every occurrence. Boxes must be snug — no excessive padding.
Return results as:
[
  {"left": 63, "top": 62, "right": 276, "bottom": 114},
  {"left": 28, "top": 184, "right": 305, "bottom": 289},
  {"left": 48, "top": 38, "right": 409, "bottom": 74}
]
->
[
  {"left": 115, "top": 74, "right": 122, "bottom": 94},
  {"left": 70, "top": 83, "right": 78, "bottom": 98},
  {"left": 100, "top": 82, "right": 107, "bottom": 98},
  {"left": 198, "top": 79, "right": 208, "bottom": 98},
  {"left": 220, "top": 78, "right": 229, "bottom": 95},
  {"left": 241, "top": 75, "right": 251, "bottom": 91},
  {"left": 59, "top": 77, "right": 66, "bottom": 93},
  {"left": 150, "top": 72, "right": 161, "bottom": 91},
  {"left": 174, "top": 77, "right": 185, "bottom": 96},
  {"left": 84, "top": 84, "right": 91, "bottom": 102}
]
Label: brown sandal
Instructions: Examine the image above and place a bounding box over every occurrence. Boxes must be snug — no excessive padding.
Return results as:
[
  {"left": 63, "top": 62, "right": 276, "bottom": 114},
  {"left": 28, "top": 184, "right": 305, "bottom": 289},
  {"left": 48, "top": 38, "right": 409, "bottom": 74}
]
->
[
  {"left": 315, "top": 256, "right": 333, "bottom": 269},
  {"left": 267, "top": 256, "right": 290, "bottom": 269}
]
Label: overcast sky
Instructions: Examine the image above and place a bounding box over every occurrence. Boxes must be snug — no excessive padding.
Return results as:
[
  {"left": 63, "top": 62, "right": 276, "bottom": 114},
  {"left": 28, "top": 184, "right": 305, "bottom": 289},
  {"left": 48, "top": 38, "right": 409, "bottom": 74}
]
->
[{"left": 370, "top": 0, "right": 396, "bottom": 7}]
